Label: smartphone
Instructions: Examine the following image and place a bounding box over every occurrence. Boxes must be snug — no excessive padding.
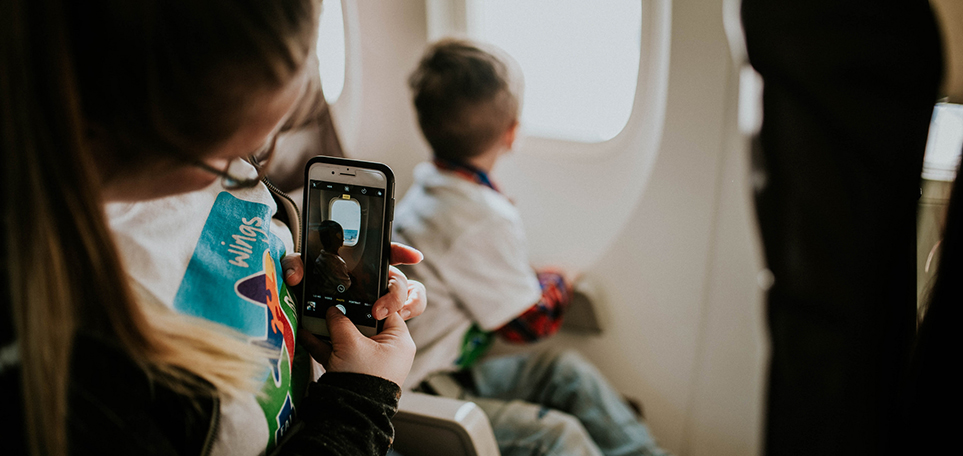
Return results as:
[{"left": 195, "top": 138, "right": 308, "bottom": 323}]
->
[{"left": 300, "top": 156, "right": 394, "bottom": 339}]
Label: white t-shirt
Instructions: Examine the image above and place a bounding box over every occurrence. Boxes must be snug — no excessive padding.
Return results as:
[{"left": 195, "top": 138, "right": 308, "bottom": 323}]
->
[
  {"left": 393, "top": 163, "right": 542, "bottom": 390},
  {"left": 107, "top": 177, "right": 313, "bottom": 456}
]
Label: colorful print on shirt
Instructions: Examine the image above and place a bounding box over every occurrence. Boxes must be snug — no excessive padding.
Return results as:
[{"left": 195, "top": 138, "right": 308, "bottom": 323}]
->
[{"left": 172, "top": 192, "right": 302, "bottom": 451}]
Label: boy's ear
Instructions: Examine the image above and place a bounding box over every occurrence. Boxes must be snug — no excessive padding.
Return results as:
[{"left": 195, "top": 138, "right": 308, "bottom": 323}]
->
[{"left": 503, "top": 120, "right": 520, "bottom": 150}]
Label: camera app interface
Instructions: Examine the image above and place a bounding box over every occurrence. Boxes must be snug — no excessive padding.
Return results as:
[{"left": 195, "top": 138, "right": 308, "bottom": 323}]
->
[{"left": 304, "top": 179, "right": 386, "bottom": 327}]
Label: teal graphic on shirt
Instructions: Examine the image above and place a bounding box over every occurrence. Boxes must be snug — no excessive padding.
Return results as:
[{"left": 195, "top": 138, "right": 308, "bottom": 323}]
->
[
  {"left": 173, "top": 192, "right": 305, "bottom": 451},
  {"left": 455, "top": 323, "right": 495, "bottom": 369}
]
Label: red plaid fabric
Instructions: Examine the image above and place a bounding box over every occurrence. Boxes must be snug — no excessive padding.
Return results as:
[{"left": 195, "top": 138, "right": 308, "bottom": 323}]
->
[{"left": 497, "top": 270, "right": 571, "bottom": 343}]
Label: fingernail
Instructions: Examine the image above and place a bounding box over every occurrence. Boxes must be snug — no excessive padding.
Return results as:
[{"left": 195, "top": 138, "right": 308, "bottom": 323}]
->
[
  {"left": 284, "top": 268, "right": 295, "bottom": 279},
  {"left": 376, "top": 307, "right": 388, "bottom": 320},
  {"left": 288, "top": 253, "right": 302, "bottom": 258},
  {"left": 400, "top": 309, "right": 411, "bottom": 319}
]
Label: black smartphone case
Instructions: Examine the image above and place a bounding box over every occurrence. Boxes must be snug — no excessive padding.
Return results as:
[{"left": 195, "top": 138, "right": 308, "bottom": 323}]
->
[{"left": 300, "top": 156, "right": 395, "bottom": 338}]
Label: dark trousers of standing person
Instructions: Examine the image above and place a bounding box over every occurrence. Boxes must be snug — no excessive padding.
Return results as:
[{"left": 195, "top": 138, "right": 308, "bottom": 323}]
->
[{"left": 741, "top": 1, "right": 943, "bottom": 455}]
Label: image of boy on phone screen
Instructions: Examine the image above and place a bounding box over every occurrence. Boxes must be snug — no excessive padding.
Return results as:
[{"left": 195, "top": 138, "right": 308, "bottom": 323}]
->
[{"left": 312, "top": 220, "right": 351, "bottom": 296}]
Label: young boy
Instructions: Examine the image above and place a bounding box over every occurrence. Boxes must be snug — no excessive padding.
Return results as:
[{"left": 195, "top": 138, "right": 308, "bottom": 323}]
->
[
  {"left": 394, "top": 39, "right": 670, "bottom": 456},
  {"left": 313, "top": 220, "right": 352, "bottom": 296}
]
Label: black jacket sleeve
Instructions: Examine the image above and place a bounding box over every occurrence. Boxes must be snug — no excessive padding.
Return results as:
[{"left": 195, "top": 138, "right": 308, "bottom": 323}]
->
[{"left": 278, "top": 372, "right": 401, "bottom": 456}]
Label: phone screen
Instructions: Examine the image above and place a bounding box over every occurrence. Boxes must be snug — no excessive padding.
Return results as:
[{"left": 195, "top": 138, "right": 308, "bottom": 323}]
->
[{"left": 303, "top": 179, "right": 387, "bottom": 329}]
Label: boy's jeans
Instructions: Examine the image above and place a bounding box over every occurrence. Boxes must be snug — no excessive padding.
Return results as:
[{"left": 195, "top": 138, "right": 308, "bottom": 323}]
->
[{"left": 465, "top": 349, "right": 671, "bottom": 456}]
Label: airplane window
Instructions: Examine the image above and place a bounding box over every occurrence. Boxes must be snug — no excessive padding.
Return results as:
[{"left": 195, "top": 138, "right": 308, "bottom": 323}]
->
[
  {"left": 923, "top": 103, "right": 963, "bottom": 181},
  {"left": 466, "top": 0, "right": 643, "bottom": 143},
  {"left": 317, "top": 0, "right": 346, "bottom": 104},
  {"left": 329, "top": 197, "right": 361, "bottom": 246}
]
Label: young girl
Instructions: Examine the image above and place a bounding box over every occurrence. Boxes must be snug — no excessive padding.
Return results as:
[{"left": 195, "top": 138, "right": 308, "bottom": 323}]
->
[{"left": 1, "top": 0, "right": 421, "bottom": 454}]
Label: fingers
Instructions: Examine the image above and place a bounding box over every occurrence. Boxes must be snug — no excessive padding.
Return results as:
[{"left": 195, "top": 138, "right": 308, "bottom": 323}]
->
[
  {"left": 298, "top": 328, "right": 332, "bottom": 366},
  {"left": 372, "top": 266, "right": 407, "bottom": 320},
  {"left": 376, "top": 310, "right": 414, "bottom": 344},
  {"left": 375, "top": 312, "right": 416, "bottom": 371},
  {"left": 325, "top": 305, "right": 363, "bottom": 346},
  {"left": 328, "top": 310, "right": 415, "bottom": 386},
  {"left": 383, "top": 244, "right": 425, "bottom": 320},
  {"left": 401, "top": 280, "right": 427, "bottom": 320},
  {"left": 281, "top": 253, "right": 304, "bottom": 286},
  {"left": 390, "top": 243, "right": 423, "bottom": 265}
]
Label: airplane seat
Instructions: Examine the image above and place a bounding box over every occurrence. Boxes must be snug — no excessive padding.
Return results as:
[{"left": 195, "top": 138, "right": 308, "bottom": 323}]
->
[{"left": 393, "top": 392, "right": 500, "bottom": 456}]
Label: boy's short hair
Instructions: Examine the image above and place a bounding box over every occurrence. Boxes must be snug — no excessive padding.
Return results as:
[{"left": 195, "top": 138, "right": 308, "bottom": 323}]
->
[
  {"left": 318, "top": 220, "right": 344, "bottom": 251},
  {"left": 408, "top": 39, "right": 519, "bottom": 162}
]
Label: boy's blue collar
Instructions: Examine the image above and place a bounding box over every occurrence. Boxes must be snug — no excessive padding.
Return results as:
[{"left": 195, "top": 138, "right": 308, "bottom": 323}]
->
[{"left": 432, "top": 157, "right": 499, "bottom": 192}]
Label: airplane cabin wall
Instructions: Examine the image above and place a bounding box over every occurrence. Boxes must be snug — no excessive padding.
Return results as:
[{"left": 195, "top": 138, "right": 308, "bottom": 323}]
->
[{"left": 331, "top": 1, "right": 767, "bottom": 454}]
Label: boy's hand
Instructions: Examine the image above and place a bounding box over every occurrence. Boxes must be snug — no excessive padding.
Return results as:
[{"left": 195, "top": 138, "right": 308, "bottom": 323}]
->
[
  {"left": 280, "top": 242, "right": 427, "bottom": 322},
  {"left": 298, "top": 308, "right": 415, "bottom": 386}
]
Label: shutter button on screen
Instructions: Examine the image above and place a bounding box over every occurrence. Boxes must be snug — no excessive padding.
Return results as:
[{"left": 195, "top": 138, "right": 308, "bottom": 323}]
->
[{"left": 335, "top": 304, "right": 347, "bottom": 315}]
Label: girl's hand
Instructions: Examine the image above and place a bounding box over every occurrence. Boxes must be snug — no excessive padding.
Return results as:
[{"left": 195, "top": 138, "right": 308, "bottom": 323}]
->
[
  {"left": 283, "top": 243, "right": 426, "bottom": 386},
  {"left": 281, "top": 243, "right": 426, "bottom": 321},
  {"left": 371, "top": 243, "right": 427, "bottom": 321},
  {"left": 298, "top": 310, "right": 415, "bottom": 386},
  {"left": 372, "top": 266, "right": 427, "bottom": 320}
]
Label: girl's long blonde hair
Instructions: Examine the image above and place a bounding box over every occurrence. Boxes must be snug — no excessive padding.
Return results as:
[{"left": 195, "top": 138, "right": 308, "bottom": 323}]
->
[{"left": 0, "top": 0, "right": 318, "bottom": 454}]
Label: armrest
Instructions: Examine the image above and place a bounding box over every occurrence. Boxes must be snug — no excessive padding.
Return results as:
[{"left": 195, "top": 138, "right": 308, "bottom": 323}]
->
[
  {"left": 561, "top": 281, "right": 604, "bottom": 335},
  {"left": 392, "top": 392, "right": 500, "bottom": 456}
]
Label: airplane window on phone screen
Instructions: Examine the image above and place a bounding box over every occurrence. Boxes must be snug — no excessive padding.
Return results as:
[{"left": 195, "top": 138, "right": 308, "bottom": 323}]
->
[
  {"left": 923, "top": 103, "right": 963, "bottom": 182},
  {"left": 317, "top": 0, "right": 346, "bottom": 104},
  {"left": 466, "top": 0, "right": 643, "bottom": 143},
  {"left": 329, "top": 197, "right": 361, "bottom": 246}
]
